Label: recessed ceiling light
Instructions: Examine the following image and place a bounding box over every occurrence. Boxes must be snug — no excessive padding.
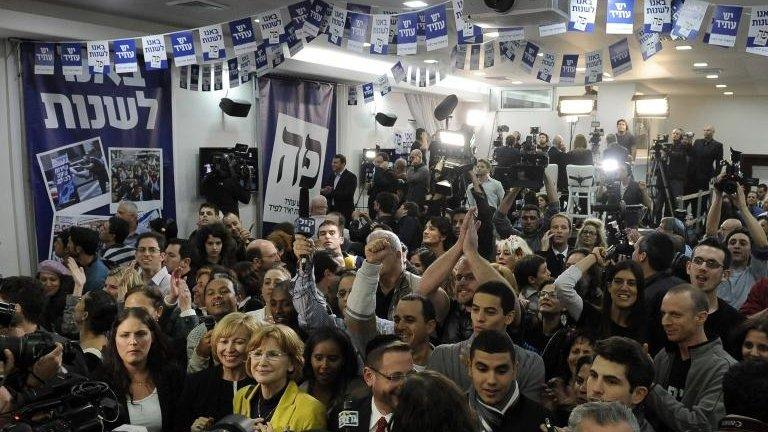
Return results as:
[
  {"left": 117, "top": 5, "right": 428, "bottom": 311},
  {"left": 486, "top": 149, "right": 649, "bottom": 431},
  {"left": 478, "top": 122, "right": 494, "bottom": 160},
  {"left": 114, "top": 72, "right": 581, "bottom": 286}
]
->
[
  {"left": 716, "top": 84, "right": 727, "bottom": 88},
  {"left": 576, "top": 67, "right": 586, "bottom": 72},
  {"left": 603, "top": 77, "right": 615, "bottom": 82},
  {"left": 676, "top": 45, "right": 693, "bottom": 50},
  {"left": 706, "top": 74, "right": 719, "bottom": 79},
  {"left": 363, "top": 42, "right": 371, "bottom": 47},
  {"left": 537, "top": 52, "right": 544, "bottom": 57},
  {"left": 485, "top": 32, "right": 499, "bottom": 38},
  {"left": 423, "top": 59, "right": 438, "bottom": 64},
  {"left": 254, "top": 19, "right": 260, "bottom": 23},
  {"left": 694, "top": 62, "right": 708, "bottom": 67},
  {"left": 723, "top": 91, "right": 734, "bottom": 95},
  {"left": 403, "top": 1, "right": 428, "bottom": 7},
  {"left": 635, "top": 92, "right": 644, "bottom": 95},
  {"left": 511, "top": 80, "right": 523, "bottom": 84}
]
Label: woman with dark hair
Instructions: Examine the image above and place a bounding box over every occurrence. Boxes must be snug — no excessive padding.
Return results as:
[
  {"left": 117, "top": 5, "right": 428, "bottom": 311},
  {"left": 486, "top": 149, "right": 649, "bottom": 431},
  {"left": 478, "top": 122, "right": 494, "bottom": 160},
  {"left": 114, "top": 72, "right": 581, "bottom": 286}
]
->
[
  {"left": 396, "top": 201, "right": 422, "bottom": 251},
  {"left": 408, "top": 247, "right": 437, "bottom": 275},
  {"left": 95, "top": 307, "right": 184, "bottom": 431},
  {"left": 194, "top": 222, "right": 238, "bottom": 267},
  {"left": 36, "top": 260, "right": 75, "bottom": 335},
  {"left": 390, "top": 370, "right": 476, "bottom": 432},
  {"left": 422, "top": 216, "right": 456, "bottom": 257},
  {"left": 300, "top": 327, "right": 366, "bottom": 423},
  {"left": 734, "top": 314, "right": 768, "bottom": 361},
  {"left": 74, "top": 289, "right": 118, "bottom": 372}
]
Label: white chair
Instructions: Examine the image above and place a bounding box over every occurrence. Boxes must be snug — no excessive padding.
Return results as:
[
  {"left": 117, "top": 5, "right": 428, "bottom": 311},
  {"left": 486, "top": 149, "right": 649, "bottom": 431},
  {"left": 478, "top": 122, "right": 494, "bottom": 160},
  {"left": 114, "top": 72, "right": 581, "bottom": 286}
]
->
[{"left": 566, "top": 164, "right": 597, "bottom": 220}]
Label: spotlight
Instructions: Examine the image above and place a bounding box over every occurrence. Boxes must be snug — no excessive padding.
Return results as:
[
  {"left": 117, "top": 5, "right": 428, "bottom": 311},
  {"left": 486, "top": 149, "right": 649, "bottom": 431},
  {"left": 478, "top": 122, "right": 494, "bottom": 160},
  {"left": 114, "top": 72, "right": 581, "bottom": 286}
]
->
[
  {"left": 601, "top": 158, "right": 620, "bottom": 172},
  {"left": 439, "top": 131, "right": 466, "bottom": 147},
  {"left": 484, "top": 0, "right": 516, "bottom": 13},
  {"left": 434, "top": 94, "right": 458, "bottom": 121},
  {"left": 365, "top": 149, "right": 377, "bottom": 159}
]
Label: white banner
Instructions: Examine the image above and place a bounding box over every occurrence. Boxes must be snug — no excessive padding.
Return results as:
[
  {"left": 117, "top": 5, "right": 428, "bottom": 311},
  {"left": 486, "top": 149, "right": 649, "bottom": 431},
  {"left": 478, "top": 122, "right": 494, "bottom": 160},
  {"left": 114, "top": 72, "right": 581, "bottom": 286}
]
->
[
  {"left": 328, "top": 6, "right": 347, "bottom": 46},
  {"left": 142, "top": 35, "right": 167, "bottom": 69},
  {"left": 585, "top": 49, "right": 603, "bottom": 84},
  {"left": 569, "top": 0, "right": 598, "bottom": 32},
  {"left": 670, "top": 0, "right": 708, "bottom": 40},
  {"left": 499, "top": 27, "right": 525, "bottom": 41},
  {"left": 540, "top": 22, "right": 567, "bottom": 37},
  {"left": 259, "top": 9, "right": 285, "bottom": 44},
  {"left": 199, "top": 24, "right": 226, "bottom": 60},
  {"left": 87, "top": 40, "right": 109, "bottom": 74},
  {"left": 451, "top": 0, "right": 474, "bottom": 37},
  {"left": 370, "top": 14, "right": 390, "bottom": 54},
  {"left": 747, "top": 6, "right": 768, "bottom": 56}
]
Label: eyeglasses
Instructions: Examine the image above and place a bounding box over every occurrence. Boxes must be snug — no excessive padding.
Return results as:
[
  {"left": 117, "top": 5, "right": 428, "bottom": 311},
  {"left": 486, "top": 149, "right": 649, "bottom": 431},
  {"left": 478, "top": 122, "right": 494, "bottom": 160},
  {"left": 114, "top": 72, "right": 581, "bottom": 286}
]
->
[
  {"left": 691, "top": 256, "right": 724, "bottom": 269},
  {"left": 455, "top": 273, "right": 476, "bottom": 282},
  {"left": 137, "top": 247, "right": 160, "bottom": 255},
  {"left": 369, "top": 367, "right": 414, "bottom": 383},
  {"left": 249, "top": 350, "right": 286, "bottom": 362},
  {"left": 539, "top": 290, "right": 556, "bottom": 299}
]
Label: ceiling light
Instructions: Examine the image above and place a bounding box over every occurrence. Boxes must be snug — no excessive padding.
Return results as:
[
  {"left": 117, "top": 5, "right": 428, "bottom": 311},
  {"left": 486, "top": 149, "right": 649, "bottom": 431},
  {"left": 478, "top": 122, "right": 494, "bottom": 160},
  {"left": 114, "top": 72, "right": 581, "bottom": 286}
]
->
[
  {"left": 476, "top": 22, "right": 494, "bottom": 28},
  {"left": 635, "top": 92, "right": 644, "bottom": 95},
  {"left": 511, "top": 80, "right": 523, "bottom": 84},
  {"left": 633, "top": 94, "right": 669, "bottom": 118},
  {"left": 485, "top": 32, "right": 499, "bottom": 38},
  {"left": 694, "top": 62, "right": 708, "bottom": 67},
  {"left": 675, "top": 45, "right": 693, "bottom": 50},
  {"left": 604, "top": 72, "right": 612, "bottom": 77},
  {"left": 716, "top": 84, "right": 727, "bottom": 88},
  {"left": 558, "top": 95, "right": 597, "bottom": 116},
  {"left": 403, "top": 1, "right": 428, "bottom": 7},
  {"left": 537, "top": 52, "right": 544, "bottom": 57},
  {"left": 603, "top": 77, "right": 615, "bottom": 82},
  {"left": 363, "top": 42, "right": 371, "bottom": 47},
  {"left": 706, "top": 74, "right": 719, "bottom": 79},
  {"left": 423, "top": 59, "right": 438, "bottom": 64},
  {"left": 723, "top": 91, "right": 734, "bottom": 95},
  {"left": 576, "top": 67, "right": 586, "bottom": 72},
  {"left": 254, "top": 19, "right": 260, "bottom": 23},
  {"left": 466, "top": 109, "right": 487, "bottom": 127}
]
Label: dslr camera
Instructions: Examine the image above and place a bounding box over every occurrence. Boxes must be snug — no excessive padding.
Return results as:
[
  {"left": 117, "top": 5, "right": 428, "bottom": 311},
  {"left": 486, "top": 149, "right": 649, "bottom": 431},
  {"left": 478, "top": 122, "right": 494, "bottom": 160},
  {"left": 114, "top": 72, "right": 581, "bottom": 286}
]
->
[{"left": 715, "top": 148, "right": 758, "bottom": 194}]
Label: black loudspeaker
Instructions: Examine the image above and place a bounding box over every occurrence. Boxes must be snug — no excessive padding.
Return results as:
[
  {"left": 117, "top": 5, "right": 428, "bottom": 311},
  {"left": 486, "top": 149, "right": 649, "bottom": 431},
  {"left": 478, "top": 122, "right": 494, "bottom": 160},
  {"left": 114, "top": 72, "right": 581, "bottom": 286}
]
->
[
  {"left": 434, "top": 94, "right": 458, "bottom": 121},
  {"left": 219, "top": 98, "right": 252, "bottom": 117},
  {"left": 375, "top": 112, "right": 397, "bottom": 127},
  {"left": 484, "top": 0, "right": 516, "bottom": 13}
]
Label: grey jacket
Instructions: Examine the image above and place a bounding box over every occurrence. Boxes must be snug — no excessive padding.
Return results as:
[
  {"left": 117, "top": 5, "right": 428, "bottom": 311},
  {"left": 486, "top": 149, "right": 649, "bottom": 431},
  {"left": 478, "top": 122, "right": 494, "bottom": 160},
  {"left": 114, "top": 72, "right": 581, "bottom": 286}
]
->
[
  {"left": 648, "top": 338, "right": 736, "bottom": 432},
  {"left": 426, "top": 336, "right": 545, "bottom": 403}
]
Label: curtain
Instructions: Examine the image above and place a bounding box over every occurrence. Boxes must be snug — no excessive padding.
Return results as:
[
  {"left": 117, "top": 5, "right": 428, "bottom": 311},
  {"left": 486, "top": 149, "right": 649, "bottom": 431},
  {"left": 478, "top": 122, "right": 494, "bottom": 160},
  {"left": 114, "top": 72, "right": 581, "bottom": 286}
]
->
[{"left": 404, "top": 93, "right": 442, "bottom": 136}]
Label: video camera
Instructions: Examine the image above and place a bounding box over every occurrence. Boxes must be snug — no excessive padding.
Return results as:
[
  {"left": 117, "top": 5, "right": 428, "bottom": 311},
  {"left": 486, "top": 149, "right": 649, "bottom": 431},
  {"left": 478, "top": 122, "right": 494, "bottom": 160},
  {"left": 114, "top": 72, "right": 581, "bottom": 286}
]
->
[
  {"left": 492, "top": 125, "right": 509, "bottom": 148},
  {"left": 493, "top": 126, "right": 548, "bottom": 190},
  {"left": 715, "top": 148, "right": 759, "bottom": 194},
  {"left": 202, "top": 143, "right": 259, "bottom": 192}
]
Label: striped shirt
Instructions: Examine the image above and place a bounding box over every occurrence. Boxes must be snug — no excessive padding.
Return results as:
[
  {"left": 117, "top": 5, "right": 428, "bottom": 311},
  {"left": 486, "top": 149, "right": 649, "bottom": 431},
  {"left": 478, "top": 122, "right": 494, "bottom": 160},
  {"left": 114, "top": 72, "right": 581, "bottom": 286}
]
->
[{"left": 102, "top": 244, "right": 135, "bottom": 268}]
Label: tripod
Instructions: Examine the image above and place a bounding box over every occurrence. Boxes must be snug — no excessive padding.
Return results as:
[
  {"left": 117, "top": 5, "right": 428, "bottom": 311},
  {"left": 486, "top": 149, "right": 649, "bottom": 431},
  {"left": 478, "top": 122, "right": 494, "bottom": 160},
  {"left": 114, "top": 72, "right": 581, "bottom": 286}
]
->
[{"left": 645, "top": 146, "right": 675, "bottom": 226}]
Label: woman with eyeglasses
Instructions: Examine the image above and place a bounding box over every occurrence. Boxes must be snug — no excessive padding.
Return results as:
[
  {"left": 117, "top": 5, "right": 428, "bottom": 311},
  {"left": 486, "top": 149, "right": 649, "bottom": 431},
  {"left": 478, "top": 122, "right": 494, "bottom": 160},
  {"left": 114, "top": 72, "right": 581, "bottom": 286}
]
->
[
  {"left": 176, "top": 312, "right": 261, "bottom": 432},
  {"left": 95, "top": 307, "right": 184, "bottom": 432},
  {"left": 233, "top": 324, "right": 326, "bottom": 432},
  {"left": 574, "top": 218, "right": 607, "bottom": 250}
]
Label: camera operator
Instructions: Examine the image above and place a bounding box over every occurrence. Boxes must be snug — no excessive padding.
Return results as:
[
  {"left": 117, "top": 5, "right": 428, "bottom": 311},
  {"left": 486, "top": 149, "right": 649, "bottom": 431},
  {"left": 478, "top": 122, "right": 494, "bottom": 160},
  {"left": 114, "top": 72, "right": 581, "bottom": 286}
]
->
[
  {"left": 200, "top": 156, "right": 250, "bottom": 216},
  {"left": 603, "top": 134, "right": 630, "bottom": 164},
  {"left": 599, "top": 162, "right": 652, "bottom": 210},
  {"left": 368, "top": 152, "right": 398, "bottom": 220},
  {"left": 465, "top": 159, "right": 505, "bottom": 210},
  {"left": 689, "top": 125, "right": 724, "bottom": 206},
  {"left": 493, "top": 134, "right": 522, "bottom": 165},
  {"left": 406, "top": 149, "right": 430, "bottom": 209},
  {"left": 667, "top": 128, "right": 692, "bottom": 198},
  {"left": 615, "top": 119, "right": 636, "bottom": 162}
]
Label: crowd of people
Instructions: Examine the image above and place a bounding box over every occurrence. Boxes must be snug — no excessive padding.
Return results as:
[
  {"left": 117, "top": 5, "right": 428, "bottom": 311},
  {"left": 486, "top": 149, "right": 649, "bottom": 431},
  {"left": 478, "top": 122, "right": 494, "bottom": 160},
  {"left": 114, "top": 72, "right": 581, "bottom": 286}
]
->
[
  {"left": 3, "top": 124, "right": 768, "bottom": 432},
  {"left": 111, "top": 156, "right": 162, "bottom": 203}
]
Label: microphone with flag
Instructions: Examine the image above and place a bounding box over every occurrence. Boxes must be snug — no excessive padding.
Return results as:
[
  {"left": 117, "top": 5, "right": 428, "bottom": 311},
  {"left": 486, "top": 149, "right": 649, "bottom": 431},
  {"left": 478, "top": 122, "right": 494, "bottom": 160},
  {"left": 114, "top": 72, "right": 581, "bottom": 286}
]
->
[
  {"left": 338, "top": 396, "right": 359, "bottom": 431},
  {"left": 294, "top": 182, "right": 315, "bottom": 272}
]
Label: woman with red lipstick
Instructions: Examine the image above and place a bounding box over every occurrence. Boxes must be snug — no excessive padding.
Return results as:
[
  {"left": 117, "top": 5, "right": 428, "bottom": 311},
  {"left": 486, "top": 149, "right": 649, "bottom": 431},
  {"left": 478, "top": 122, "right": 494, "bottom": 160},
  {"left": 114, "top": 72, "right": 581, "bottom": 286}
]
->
[{"left": 175, "top": 312, "right": 261, "bottom": 432}]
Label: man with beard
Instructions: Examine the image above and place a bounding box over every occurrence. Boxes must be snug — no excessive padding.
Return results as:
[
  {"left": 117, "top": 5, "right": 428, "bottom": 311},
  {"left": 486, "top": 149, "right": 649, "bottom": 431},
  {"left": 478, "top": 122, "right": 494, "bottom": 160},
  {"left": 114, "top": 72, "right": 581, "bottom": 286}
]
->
[
  {"left": 393, "top": 294, "right": 437, "bottom": 371},
  {"left": 493, "top": 171, "right": 559, "bottom": 252},
  {"left": 186, "top": 268, "right": 239, "bottom": 373}
]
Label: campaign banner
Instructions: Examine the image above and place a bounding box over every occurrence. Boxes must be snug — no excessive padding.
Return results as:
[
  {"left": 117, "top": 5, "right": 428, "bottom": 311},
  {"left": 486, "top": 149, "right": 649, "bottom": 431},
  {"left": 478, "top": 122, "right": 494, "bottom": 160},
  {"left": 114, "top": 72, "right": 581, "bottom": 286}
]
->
[
  {"left": 113, "top": 39, "right": 138, "bottom": 74},
  {"left": 455, "top": 45, "right": 467, "bottom": 69},
  {"left": 190, "top": 64, "right": 200, "bottom": 90},
  {"left": 362, "top": 82, "right": 374, "bottom": 102},
  {"left": 229, "top": 18, "right": 258, "bottom": 55},
  {"left": 259, "top": 76, "right": 336, "bottom": 227},
  {"left": 569, "top": 0, "right": 598, "bottom": 32},
  {"left": 483, "top": 43, "right": 495, "bottom": 68},
  {"left": 469, "top": 44, "right": 481, "bottom": 70},
  {"left": 560, "top": 54, "right": 579, "bottom": 83},
  {"left": 170, "top": 31, "right": 197, "bottom": 66},
  {"left": 458, "top": 25, "right": 484, "bottom": 44},
  {"left": 228, "top": 58, "right": 240, "bottom": 88},
  {"left": 327, "top": 6, "right": 347, "bottom": 46},
  {"left": 370, "top": 14, "right": 391, "bottom": 54},
  {"left": 254, "top": 44, "right": 268, "bottom": 74},
  {"left": 267, "top": 44, "right": 285, "bottom": 68},
  {"left": 644, "top": 0, "right": 672, "bottom": 33},
  {"left": 609, "top": 38, "right": 632, "bottom": 76},
  {"left": 201, "top": 64, "right": 211, "bottom": 91},
  {"left": 239, "top": 53, "right": 253, "bottom": 83},
  {"left": 60, "top": 43, "right": 83, "bottom": 75},
  {"left": 607, "top": 0, "right": 635, "bottom": 34},
  {"left": 288, "top": 1, "right": 311, "bottom": 39},
  {"left": 348, "top": 85, "right": 358, "bottom": 105},
  {"left": 347, "top": 12, "right": 370, "bottom": 52},
  {"left": 141, "top": 36, "right": 168, "bottom": 70},
  {"left": 377, "top": 74, "right": 391, "bottom": 96},
  {"left": 20, "top": 42, "right": 174, "bottom": 259},
  {"left": 706, "top": 5, "right": 742, "bottom": 47},
  {"left": 499, "top": 41, "right": 517, "bottom": 61},
  {"left": 451, "top": 0, "right": 474, "bottom": 37},
  {"left": 425, "top": 5, "right": 449, "bottom": 51},
  {"left": 537, "top": 51, "right": 556, "bottom": 82},
  {"left": 391, "top": 61, "right": 406, "bottom": 82},
  {"left": 540, "top": 23, "right": 567, "bottom": 37},
  {"left": 34, "top": 43, "right": 55, "bottom": 75},
  {"left": 87, "top": 41, "right": 110, "bottom": 74},
  {"left": 636, "top": 28, "right": 663, "bottom": 60},
  {"left": 259, "top": 9, "right": 285, "bottom": 45},
  {"left": 213, "top": 63, "right": 223, "bottom": 90},
  {"left": 671, "top": 0, "right": 686, "bottom": 25},
  {"left": 670, "top": 0, "right": 707, "bottom": 40},
  {"left": 304, "top": 0, "right": 329, "bottom": 38},
  {"left": 585, "top": 49, "right": 603, "bottom": 84},
  {"left": 521, "top": 42, "right": 539, "bottom": 73},
  {"left": 199, "top": 24, "right": 226, "bottom": 60},
  {"left": 747, "top": 6, "right": 768, "bottom": 53},
  {"left": 397, "top": 12, "right": 419, "bottom": 55},
  {"left": 499, "top": 27, "right": 525, "bottom": 41}
]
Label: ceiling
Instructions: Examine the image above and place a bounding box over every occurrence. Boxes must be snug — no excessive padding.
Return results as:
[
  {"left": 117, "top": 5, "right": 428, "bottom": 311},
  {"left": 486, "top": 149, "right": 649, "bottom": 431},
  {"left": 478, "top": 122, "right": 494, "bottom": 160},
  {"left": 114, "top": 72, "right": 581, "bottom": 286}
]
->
[{"left": 2, "top": 0, "right": 767, "bottom": 96}]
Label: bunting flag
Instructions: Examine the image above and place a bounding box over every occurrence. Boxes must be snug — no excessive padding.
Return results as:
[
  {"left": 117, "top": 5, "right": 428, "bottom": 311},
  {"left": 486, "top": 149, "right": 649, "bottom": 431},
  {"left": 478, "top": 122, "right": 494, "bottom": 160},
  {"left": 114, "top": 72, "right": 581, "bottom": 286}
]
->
[
  {"left": 469, "top": 44, "right": 481, "bottom": 70},
  {"left": 259, "top": 9, "right": 285, "bottom": 44},
  {"left": 377, "top": 74, "right": 391, "bottom": 96},
  {"left": 424, "top": 5, "right": 449, "bottom": 51},
  {"left": 228, "top": 58, "right": 240, "bottom": 88},
  {"left": 170, "top": 31, "right": 196, "bottom": 66},
  {"left": 285, "top": 21, "right": 304, "bottom": 56},
  {"left": 560, "top": 54, "right": 579, "bottom": 83},
  {"left": 391, "top": 61, "right": 406, "bottom": 82},
  {"left": 304, "top": 0, "right": 329, "bottom": 38},
  {"left": 644, "top": 0, "right": 672, "bottom": 32},
  {"left": 451, "top": 0, "right": 473, "bottom": 37},
  {"left": 609, "top": 38, "right": 632, "bottom": 75},
  {"left": 87, "top": 40, "right": 110, "bottom": 74},
  {"left": 362, "top": 82, "right": 374, "bottom": 103},
  {"left": 483, "top": 42, "right": 495, "bottom": 68},
  {"left": 606, "top": 0, "right": 635, "bottom": 34},
  {"left": 585, "top": 49, "right": 603, "bottom": 83},
  {"left": 537, "top": 51, "right": 556, "bottom": 82},
  {"left": 267, "top": 44, "right": 285, "bottom": 68},
  {"left": 636, "top": 28, "right": 663, "bottom": 60},
  {"left": 328, "top": 6, "right": 347, "bottom": 46},
  {"left": 201, "top": 64, "right": 211, "bottom": 91},
  {"left": 521, "top": 41, "right": 539, "bottom": 73},
  {"left": 347, "top": 12, "right": 370, "bottom": 51},
  {"left": 540, "top": 22, "right": 567, "bottom": 37},
  {"left": 214, "top": 62, "right": 223, "bottom": 90},
  {"left": 141, "top": 35, "right": 167, "bottom": 70},
  {"left": 397, "top": 12, "right": 419, "bottom": 55},
  {"left": 671, "top": 0, "right": 686, "bottom": 29},
  {"left": 499, "top": 27, "right": 525, "bottom": 41},
  {"left": 113, "top": 39, "right": 138, "bottom": 74},
  {"left": 458, "top": 25, "right": 483, "bottom": 44},
  {"left": 199, "top": 24, "right": 226, "bottom": 60},
  {"left": 189, "top": 64, "right": 200, "bottom": 90},
  {"left": 255, "top": 44, "right": 268, "bottom": 74},
  {"left": 747, "top": 6, "right": 768, "bottom": 56},
  {"left": 229, "top": 18, "right": 258, "bottom": 55},
  {"left": 33, "top": 43, "right": 55, "bottom": 75},
  {"left": 670, "top": 0, "right": 708, "bottom": 39},
  {"left": 180, "top": 65, "right": 189, "bottom": 89},
  {"left": 240, "top": 53, "right": 254, "bottom": 83},
  {"left": 370, "top": 14, "right": 390, "bottom": 54},
  {"left": 60, "top": 43, "right": 83, "bottom": 75},
  {"left": 348, "top": 85, "right": 358, "bottom": 105},
  {"left": 705, "top": 5, "right": 743, "bottom": 47},
  {"left": 569, "top": 0, "right": 598, "bottom": 32},
  {"left": 288, "top": 1, "right": 311, "bottom": 38}
]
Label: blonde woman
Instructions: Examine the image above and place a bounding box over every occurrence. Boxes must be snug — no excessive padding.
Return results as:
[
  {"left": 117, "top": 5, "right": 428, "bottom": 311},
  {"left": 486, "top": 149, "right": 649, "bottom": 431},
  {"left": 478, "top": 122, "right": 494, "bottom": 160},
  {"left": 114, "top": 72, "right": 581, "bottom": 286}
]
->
[
  {"left": 234, "top": 324, "right": 326, "bottom": 431},
  {"left": 574, "top": 218, "right": 607, "bottom": 250},
  {"left": 495, "top": 235, "right": 534, "bottom": 272}
]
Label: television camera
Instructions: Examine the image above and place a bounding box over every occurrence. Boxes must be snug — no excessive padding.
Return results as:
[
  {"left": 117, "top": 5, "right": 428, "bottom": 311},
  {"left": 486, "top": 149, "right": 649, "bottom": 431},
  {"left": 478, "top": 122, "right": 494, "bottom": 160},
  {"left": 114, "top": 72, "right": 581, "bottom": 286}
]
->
[
  {"left": 493, "top": 126, "right": 548, "bottom": 190},
  {"left": 715, "top": 148, "right": 759, "bottom": 194},
  {"left": 201, "top": 143, "right": 259, "bottom": 192},
  {"left": 589, "top": 127, "right": 604, "bottom": 152},
  {"left": 492, "top": 125, "right": 510, "bottom": 148}
]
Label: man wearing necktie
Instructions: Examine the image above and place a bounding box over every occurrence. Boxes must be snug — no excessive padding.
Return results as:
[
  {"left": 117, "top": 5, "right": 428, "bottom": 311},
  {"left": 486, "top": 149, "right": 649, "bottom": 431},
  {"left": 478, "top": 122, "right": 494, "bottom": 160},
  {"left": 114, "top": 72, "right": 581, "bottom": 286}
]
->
[
  {"left": 322, "top": 154, "right": 358, "bottom": 223},
  {"left": 537, "top": 213, "right": 573, "bottom": 278}
]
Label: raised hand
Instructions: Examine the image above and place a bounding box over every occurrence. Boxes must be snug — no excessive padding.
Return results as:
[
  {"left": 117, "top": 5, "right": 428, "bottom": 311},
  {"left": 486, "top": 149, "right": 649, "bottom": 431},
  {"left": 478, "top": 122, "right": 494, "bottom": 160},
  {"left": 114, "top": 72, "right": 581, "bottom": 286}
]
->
[
  {"left": 293, "top": 235, "right": 315, "bottom": 263},
  {"left": 463, "top": 208, "right": 480, "bottom": 254},
  {"left": 66, "top": 257, "right": 86, "bottom": 297},
  {"left": 365, "top": 238, "right": 391, "bottom": 264}
]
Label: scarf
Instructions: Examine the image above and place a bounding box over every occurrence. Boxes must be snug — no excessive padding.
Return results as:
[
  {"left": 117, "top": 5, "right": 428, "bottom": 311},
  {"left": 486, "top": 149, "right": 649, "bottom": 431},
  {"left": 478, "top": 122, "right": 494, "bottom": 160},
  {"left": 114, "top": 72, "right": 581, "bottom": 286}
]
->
[{"left": 468, "top": 381, "right": 520, "bottom": 432}]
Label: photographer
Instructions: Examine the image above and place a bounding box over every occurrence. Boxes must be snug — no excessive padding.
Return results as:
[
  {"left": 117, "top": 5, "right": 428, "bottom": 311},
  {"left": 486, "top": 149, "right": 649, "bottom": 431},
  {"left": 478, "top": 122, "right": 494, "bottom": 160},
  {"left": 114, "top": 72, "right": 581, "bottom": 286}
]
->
[
  {"left": 406, "top": 149, "right": 430, "bottom": 209},
  {"left": 200, "top": 156, "right": 251, "bottom": 216},
  {"left": 598, "top": 162, "right": 652, "bottom": 210},
  {"left": 668, "top": 128, "right": 692, "bottom": 198}
]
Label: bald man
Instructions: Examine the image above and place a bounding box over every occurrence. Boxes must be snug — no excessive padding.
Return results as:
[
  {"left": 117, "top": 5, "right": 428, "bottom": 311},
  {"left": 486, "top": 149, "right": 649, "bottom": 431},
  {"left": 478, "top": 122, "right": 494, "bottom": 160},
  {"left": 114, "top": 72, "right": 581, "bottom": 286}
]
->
[
  {"left": 690, "top": 125, "right": 723, "bottom": 208},
  {"left": 406, "top": 149, "right": 430, "bottom": 207}
]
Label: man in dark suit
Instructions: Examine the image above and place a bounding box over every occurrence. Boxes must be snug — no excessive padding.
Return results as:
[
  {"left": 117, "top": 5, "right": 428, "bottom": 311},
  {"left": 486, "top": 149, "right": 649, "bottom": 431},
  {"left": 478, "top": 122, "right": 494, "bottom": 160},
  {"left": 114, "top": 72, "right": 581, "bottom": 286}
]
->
[
  {"left": 689, "top": 124, "right": 723, "bottom": 209},
  {"left": 329, "top": 335, "right": 413, "bottom": 432},
  {"left": 537, "top": 213, "right": 573, "bottom": 278},
  {"left": 368, "top": 152, "right": 398, "bottom": 219},
  {"left": 322, "top": 154, "right": 358, "bottom": 222}
]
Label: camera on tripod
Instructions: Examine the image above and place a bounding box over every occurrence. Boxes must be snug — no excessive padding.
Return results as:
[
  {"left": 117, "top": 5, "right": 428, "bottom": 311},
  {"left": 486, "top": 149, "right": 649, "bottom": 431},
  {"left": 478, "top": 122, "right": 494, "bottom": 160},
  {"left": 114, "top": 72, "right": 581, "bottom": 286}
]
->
[
  {"left": 493, "top": 126, "right": 548, "bottom": 190},
  {"left": 715, "top": 148, "right": 759, "bottom": 194},
  {"left": 589, "top": 127, "right": 604, "bottom": 147},
  {"left": 492, "top": 125, "right": 509, "bottom": 148}
]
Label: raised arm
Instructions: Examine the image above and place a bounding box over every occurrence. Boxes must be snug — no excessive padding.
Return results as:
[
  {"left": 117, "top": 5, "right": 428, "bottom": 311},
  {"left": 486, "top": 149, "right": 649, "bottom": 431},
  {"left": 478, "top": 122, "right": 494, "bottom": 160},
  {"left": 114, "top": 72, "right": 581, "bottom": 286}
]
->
[
  {"left": 494, "top": 187, "right": 522, "bottom": 239},
  {"left": 291, "top": 236, "right": 338, "bottom": 331},
  {"left": 344, "top": 238, "right": 388, "bottom": 354},
  {"left": 463, "top": 208, "right": 508, "bottom": 288},
  {"left": 417, "top": 240, "right": 460, "bottom": 323},
  {"left": 706, "top": 173, "right": 725, "bottom": 237},
  {"left": 733, "top": 185, "right": 768, "bottom": 248}
]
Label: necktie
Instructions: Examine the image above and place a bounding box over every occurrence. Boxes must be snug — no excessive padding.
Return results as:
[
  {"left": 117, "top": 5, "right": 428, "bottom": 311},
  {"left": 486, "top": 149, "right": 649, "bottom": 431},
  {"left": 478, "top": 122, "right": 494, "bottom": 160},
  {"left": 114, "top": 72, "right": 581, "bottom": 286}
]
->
[
  {"left": 375, "top": 417, "right": 388, "bottom": 432},
  {"left": 557, "top": 253, "right": 565, "bottom": 267}
]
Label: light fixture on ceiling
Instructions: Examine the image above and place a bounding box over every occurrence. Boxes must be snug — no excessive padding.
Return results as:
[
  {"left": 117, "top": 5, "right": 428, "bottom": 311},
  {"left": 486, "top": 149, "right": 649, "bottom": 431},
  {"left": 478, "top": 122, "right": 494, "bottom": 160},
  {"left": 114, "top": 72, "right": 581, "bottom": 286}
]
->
[
  {"left": 476, "top": 22, "right": 494, "bottom": 28},
  {"left": 706, "top": 74, "right": 719, "bottom": 79},
  {"left": 485, "top": 32, "right": 500, "bottom": 38},
  {"left": 423, "top": 59, "right": 439, "bottom": 64},
  {"left": 363, "top": 42, "right": 371, "bottom": 47},
  {"left": 694, "top": 62, "right": 708, "bottom": 67},
  {"left": 511, "top": 80, "right": 523, "bottom": 84},
  {"left": 537, "top": 52, "right": 544, "bottom": 57},
  {"left": 254, "top": 19, "right": 260, "bottom": 23},
  {"left": 716, "top": 84, "right": 727, "bottom": 88},
  {"left": 633, "top": 94, "right": 669, "bottom": 118},
  {"left": 723, "top": 91, "right": 734, "bottom": 95},
  {"left": 675, "top": 45, "right": 693, "bottom": 50},
  {"left": 576, "top": 67, "right": 586, "bottom": 72},
  {"left": 403, "top": 1, "right": 429, "bottom": 7},
  {"left": 557, "top": 95, "right": 597, "bottom": 117}
]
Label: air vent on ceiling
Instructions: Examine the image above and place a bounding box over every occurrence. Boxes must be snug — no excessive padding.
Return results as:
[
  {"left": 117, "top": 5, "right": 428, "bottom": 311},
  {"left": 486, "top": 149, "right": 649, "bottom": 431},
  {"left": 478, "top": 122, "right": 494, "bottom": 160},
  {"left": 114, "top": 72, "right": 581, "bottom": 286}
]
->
[{"left": 165, "top": 0, "right": 229, "bottom": 10}]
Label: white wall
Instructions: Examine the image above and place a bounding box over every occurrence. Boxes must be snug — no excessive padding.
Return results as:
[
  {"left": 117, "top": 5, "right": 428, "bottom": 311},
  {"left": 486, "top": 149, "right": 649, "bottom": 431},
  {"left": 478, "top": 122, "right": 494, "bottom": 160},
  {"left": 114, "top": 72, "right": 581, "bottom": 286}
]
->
[{"left": 171, "top": 67, "right": 257, "bottom": 238}]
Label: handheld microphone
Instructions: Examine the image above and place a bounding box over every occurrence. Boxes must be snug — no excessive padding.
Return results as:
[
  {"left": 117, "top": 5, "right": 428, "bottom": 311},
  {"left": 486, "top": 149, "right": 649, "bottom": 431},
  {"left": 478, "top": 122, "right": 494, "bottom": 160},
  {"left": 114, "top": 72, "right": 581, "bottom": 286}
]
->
[
  {"left": 338, "top": 396, "right": 359, "bottom": 430},
  {"left": 294, "top": 186, "right": 315, "bottom": 272}
]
